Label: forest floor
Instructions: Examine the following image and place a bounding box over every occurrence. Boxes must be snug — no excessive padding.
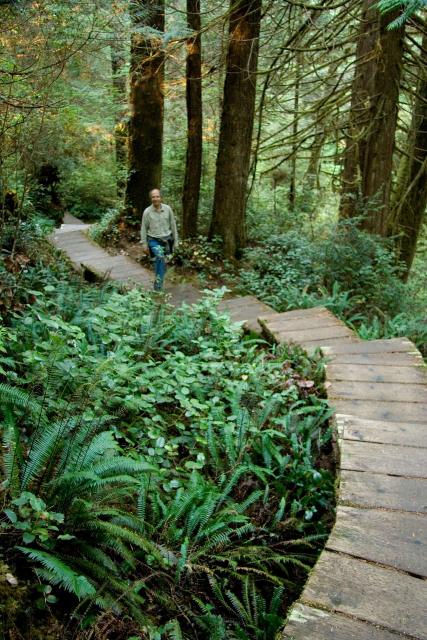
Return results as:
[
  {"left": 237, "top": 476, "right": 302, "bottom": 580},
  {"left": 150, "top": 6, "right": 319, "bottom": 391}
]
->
[{"left": 108, "top": 234, "right": 237, "bottom": 291}]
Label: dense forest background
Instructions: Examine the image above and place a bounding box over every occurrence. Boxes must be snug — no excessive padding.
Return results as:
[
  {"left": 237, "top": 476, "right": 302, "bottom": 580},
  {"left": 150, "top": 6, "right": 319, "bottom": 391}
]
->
[
  {"left": 1, "top": 0, "right": 427, "bottom": 333},
  {"left": 0, "top": 0, "right": 427, "bottom": 638}
]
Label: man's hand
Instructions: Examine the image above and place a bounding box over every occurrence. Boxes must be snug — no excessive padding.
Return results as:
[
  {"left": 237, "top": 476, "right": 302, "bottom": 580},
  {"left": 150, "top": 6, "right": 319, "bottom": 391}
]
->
[{"left": 142, "top": 246, "right": 150, "bottom": 256}]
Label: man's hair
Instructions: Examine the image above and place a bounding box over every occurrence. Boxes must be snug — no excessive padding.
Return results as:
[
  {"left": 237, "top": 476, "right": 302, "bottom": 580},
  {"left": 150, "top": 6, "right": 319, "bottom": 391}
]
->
[{"left": 149, "top": 188, "right": 161, "bottom": 198}]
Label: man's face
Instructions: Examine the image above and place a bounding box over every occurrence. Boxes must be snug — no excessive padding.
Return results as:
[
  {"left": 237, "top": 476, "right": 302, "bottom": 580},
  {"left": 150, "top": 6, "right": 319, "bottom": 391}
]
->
[{"left": 151, "top": 190, "right": 162, "bottom": 208}]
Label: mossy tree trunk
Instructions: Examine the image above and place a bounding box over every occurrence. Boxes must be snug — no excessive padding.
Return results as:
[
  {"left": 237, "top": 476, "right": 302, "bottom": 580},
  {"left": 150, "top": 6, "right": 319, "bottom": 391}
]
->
[
  {"left": 209, "top": 0, "right": 262, "bottom": 259},
  {"left": 339, "top": 0, "right": 404, "bottom": 236},
  {"left": 182, "top": 0, "right": 202, "bottom": 239},
  {"left": 124, "top": 0, "right": 164, "bottom": 224},
  {"left": 391, "top": 35, "right": 427, "bottom": 279}
]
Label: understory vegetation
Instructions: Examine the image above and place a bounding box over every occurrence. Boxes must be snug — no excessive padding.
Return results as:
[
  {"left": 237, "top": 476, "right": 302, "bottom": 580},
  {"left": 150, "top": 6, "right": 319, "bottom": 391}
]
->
[
  {"left": 238, "top": 221, "right": 427, "bottom": 357},
  {"left": 2, "top": 1, "right": 426, "bottom": 635},
  {"left": 1, "top": 220, "right": 334, "bottom": 639},
  {"left": 89, "top": 202, "right": 427, "bottom": 362}
]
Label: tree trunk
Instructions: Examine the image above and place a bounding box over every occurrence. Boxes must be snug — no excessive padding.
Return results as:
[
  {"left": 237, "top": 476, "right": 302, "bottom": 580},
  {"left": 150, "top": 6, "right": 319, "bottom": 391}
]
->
[
  {"left": 392, "top": 36, "right": 427, "bottom": 278},
  {"left": 289, "top": 52, "right": 301, "bottom": 211},
  {"left": 339, "top": 1, "right": 404, "bottom": 236},
  {"left": 209, "top": 0, "right": 262, "bottom": 259},
  {"left": 182, "top": 0, "right": 202, "bottom": 238},
  {"left": 111, "top": 38, "right": 127, "bottom": 195},
  {"left": 124, "top": 0, "right": 165, "bottom": 224}
]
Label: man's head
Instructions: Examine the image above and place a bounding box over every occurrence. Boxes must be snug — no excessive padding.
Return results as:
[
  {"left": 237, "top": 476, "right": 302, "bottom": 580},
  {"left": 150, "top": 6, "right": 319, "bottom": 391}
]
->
[{"left": 149, "top": 188, "right": 162, "bottom": 208}]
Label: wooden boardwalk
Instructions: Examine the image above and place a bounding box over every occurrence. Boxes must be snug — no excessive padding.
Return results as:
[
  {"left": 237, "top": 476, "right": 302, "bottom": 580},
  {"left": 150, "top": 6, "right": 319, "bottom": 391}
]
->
[
  {"left": 259, "top": 308, "right": 427, "bottom": 640},
  {"left": 52, "top": 217, "right": 427, "bottom": 638},
  {"left": 52, "top": 214, "right": 202, "bottom": 306},
  {"left": 52, "top": 215, "right": 274, "bottom": 321}
]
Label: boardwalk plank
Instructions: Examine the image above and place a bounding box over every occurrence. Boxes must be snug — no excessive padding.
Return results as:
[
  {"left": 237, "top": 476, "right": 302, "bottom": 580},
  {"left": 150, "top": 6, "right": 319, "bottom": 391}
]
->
[
  {"left": 259, "top": 306, "right": 329, "bottom": 321},
  {"left": 335, "top": 415, "right": 427, "bottom": 447},
  {"left": 327, "top": 506, "right": 427, "bottom": 576},
  {"left": 330, "top": 398, "right": 427, "bottom": 423},
  {"left": 302, "top": 552, "right": 427, "bottom": 639},
  {"left": 327, "top": 363, "right": 427, "bottom": 384},
  {"left": 322, "top": 338, "right": 416, "bottom": 356},
  {"left": 219, "top": 297, "right": 274, "bottom": 333},
  {"left": 260, "top": 314, "right": 343, "bottom": 332},
  {"left": 274, "top": 324, "right": 354, "bottom": 343},
  {"left": 340, "top": 440, "right": 427, "bottom": 477},
  {"left": 329, "top": 380, "right": 427, "bottom": 403},
  {"left": 282, "top": 604, "right": 408, "bottom": 640},
  {"left": 328, "top": 352, "right": 423, "bottom": 366},
  {"left": 339, "top": 470, "right": 427, "bottom": 513},
  {"left": 219, "top": 295, "right": 272, "bottom": 309}
]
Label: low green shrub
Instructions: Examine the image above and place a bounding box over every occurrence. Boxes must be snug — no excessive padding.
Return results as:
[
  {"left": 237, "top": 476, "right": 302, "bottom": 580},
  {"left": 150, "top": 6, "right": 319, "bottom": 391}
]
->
[
  {"left": 239, "top": 221, "right": 427, "bottom": 354},
  {"left": 2, "top": 275, "right": 334, "bottom": 636},
  {"left": 240, "top": 223, "right": 405, "bottom": 319},
  {"left": 88, "top": 208, "right": 121, "bottom": 246},
  {"left": 61, "top": 160, "right": 118, "bottom": 221}
]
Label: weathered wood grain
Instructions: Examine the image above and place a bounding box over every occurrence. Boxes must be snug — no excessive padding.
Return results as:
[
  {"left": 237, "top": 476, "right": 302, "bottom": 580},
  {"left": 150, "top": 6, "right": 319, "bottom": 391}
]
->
[
  {"left": 219, "top": 296, "right": 274, "bottom": 333},
  {"left": 335, "top": 415, "right": 427, "bottom": 447},
  {"left": 327, "top": 352, "right": 423, "bottom": 366},
  {"left": 282, "top": 603, "right": 408, "bottom": 640},
  {"left": 219, "top": 295, "right": 273, "bottom": 312},
  {"left": 275, "top": 324, "right": 354, "bottom": 343},
  {"left": 300, "top": 336, "right": 356, "bottom": 352},
  {"left": 327, "top": 506, "right": 427, "bottom": 576},
  {"left": 339, "top": 470, "right": 427, "bottom": 513},
  {"left": 340, "top": 440, "right": 427, "bottom": 477},
  {"left": 261, "top": 314, "right": 342, "bottom": 332},
  {"left": 259, "top": 306, "right": 329, "bottom": 322},
  {"left": 327, "top": 363, "right": 427, "bottom": 384},
  {"left": 302, "top": 551, "right": 427, "bottom": 639},
  {"left": 329, "top": 380, "right": 427, "bottom": 403},
  {"left": 322, "top": 338, "right": 417, "bottom": 356},
  {"left": 330, "top": 398, "right": 427, "bottom": 423}
]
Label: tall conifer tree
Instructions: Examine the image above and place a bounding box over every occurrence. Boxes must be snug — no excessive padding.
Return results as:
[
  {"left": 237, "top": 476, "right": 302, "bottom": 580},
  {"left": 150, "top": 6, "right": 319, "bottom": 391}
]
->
[
  {"left": 182, "top": 0, "right": 202, "bottom": 238},
  {"left": 209, "top": 0, "right": 262, "bottom": 259},
  {"left": 125, "top": 0, "right": 165, "bottom": 222},
  {"left": 339, "top": 0, "right": 404, "bottom": 235}
]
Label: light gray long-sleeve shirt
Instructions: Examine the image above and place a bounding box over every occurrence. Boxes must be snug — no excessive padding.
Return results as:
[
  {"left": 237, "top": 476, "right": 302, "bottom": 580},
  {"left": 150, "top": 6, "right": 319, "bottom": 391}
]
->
[{"left": 140, "top": 204, "right": 179, "bottom": 248}]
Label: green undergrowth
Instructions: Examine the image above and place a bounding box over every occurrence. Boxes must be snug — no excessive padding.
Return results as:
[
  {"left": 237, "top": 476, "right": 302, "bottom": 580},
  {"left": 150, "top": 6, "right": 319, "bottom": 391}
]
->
[
  {"left": 238, "top": 222, "right": 427, "bottom": 357},
  {"left": 1, "top": 222, "right": 335, "bottom": 639}
]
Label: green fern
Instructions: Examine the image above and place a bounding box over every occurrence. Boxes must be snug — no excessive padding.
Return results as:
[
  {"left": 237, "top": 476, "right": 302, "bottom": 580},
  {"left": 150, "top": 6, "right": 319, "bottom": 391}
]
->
[
  {"left": 17, "top": 547, "right": 96, "bottom": 598},
  {"left": 162, "top": 619, "right": 184, "bottom": 640},
  {"left": 21, "top": 418, "right": 70, "bottom": 490},
  {"left": 1, "top": 408, "right": 22, "bottom": 498},
  {"left": 0, "top": 383, "right": 48, "bottom": 425}
]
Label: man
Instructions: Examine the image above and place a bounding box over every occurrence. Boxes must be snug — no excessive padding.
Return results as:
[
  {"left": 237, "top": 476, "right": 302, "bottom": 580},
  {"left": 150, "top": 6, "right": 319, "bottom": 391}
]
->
[{"left": 140, "top": 188, "right": 179, "bottom": 291}]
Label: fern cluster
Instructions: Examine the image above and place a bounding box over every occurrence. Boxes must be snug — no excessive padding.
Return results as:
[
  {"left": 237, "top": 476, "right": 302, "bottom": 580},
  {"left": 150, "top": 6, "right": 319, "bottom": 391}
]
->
[
  {"left": 2, "top": 263, "right": 335, "bottom": 637},
  {"left": 1, "top": 384, "right": 157, "bottom": 623}
]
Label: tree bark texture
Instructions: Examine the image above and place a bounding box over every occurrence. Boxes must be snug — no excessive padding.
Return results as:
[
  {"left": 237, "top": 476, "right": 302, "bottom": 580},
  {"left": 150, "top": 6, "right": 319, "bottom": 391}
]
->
[
  {"left": 339, "top": 1, "right": 404, "bottom": 236},
  {"left": 182, "top": 0, "right": 202, "bottom": 238},
  {"left": 392, "top": 36, "right": 427, "bottom": 278},
  {"left": 111, "top": 39, "right": 127, "bottom": 194},
  {"left": 124, "top": 0, "right": 165, "bottom": 223},
  {"left": 209, "top": 0, "right": 262, "bottom": 259}
]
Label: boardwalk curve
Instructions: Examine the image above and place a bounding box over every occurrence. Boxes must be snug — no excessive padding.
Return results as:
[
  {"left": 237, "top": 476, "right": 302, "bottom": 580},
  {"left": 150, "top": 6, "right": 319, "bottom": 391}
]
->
[
  {"left": 259, "top": 309, "right": 427, "bottom": 640},
  {"left": 51, "top": 216, "right": 427, "bottom": 639}
]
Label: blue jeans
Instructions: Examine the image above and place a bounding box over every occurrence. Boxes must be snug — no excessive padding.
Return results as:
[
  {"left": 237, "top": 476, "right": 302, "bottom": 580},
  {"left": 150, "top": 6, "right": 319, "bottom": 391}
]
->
[{"left": 148, "top": 238, "right": 169, "bottom": 291}]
